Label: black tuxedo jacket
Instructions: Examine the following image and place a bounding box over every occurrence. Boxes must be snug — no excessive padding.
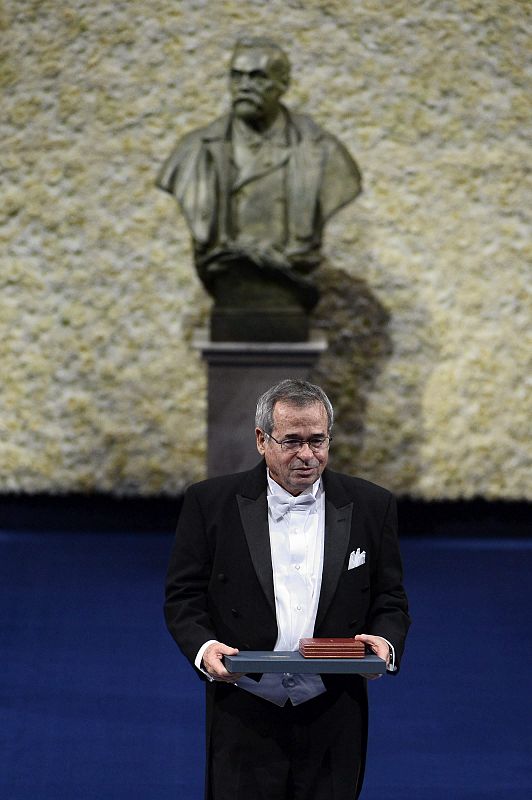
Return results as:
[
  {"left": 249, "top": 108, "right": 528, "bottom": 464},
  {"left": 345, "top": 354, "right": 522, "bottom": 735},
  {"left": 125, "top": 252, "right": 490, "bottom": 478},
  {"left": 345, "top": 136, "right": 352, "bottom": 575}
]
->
[{"left": 165, "top": 461, "right": 410, "bottom": 675}]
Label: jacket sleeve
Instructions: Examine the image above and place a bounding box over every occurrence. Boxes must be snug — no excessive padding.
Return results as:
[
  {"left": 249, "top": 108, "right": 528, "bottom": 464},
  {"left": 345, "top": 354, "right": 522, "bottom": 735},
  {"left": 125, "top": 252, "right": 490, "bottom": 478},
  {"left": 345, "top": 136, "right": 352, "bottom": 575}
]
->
[
  {"left": 164, "top": 485, "right": 218, "bottom": 671},
  {"left": 367, "top": 493, "right": 411, "bottom": 672}
]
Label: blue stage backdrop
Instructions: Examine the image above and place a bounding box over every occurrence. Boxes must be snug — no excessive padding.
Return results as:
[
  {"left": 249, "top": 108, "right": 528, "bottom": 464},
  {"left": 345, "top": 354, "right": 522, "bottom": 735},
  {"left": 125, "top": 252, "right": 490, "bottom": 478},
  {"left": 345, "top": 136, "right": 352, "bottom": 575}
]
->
[{"left": 2, "top": 530, "right": 531, "bottom": 799}]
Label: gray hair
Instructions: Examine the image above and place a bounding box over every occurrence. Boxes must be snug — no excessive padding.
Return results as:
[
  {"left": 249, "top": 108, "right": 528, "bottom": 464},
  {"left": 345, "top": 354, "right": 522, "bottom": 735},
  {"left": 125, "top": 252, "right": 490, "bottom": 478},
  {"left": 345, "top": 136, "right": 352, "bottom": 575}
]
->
[{"left": 255, "top": 379, "right": 334, "bottom": 434}]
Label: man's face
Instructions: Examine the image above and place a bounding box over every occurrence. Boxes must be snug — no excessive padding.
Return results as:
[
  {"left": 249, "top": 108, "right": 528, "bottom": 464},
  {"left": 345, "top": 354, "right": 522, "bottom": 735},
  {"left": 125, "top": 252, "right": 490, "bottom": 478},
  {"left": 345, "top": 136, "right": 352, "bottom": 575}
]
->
[
  {"left": 230, "top": 48, "right": 286, "bottom": 123},
  {"left": 256, "top": 400, "right": 329, "bottom": 495}
]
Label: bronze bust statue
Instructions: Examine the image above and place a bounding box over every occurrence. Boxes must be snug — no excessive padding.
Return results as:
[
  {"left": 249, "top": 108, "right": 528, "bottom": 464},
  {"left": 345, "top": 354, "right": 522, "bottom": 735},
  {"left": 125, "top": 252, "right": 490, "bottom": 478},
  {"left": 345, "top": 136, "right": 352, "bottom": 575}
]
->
[{"left": 157, "top": 37, "right": 362, "bottom": 341}]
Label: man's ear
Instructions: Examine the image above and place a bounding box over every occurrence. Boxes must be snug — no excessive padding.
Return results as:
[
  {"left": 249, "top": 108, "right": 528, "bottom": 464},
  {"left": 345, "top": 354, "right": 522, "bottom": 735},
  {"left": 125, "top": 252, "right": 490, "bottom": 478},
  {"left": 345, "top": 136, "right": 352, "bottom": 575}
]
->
[{"left": 256, "top": 428, "right": 266, "bottom": 456}]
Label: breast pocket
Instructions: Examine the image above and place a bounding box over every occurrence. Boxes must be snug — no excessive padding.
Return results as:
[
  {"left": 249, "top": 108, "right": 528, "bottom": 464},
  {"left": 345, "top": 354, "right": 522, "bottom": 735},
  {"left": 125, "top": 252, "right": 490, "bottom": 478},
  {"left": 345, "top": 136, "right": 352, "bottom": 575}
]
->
[
  {"left": 343, "top": 564, "right": 370, "bottom": 628},
  {"left": 345, "top": 560, "right": 369, "bottom": 587}
]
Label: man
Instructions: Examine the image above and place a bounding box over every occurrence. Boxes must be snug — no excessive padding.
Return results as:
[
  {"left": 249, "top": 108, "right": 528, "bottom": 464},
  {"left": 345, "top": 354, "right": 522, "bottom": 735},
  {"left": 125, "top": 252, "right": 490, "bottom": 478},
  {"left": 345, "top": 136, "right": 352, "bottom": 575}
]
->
[
  {"left": 156, "top": 38, "right": 361, "bottom": 334},
  {"left": 165, "top": 379, "right": 410, "bottom": 800}
]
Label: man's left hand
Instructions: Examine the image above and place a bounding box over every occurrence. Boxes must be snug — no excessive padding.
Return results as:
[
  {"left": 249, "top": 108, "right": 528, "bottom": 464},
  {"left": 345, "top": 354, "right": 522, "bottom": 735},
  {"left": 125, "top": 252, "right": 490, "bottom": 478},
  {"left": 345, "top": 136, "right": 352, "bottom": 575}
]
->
[{"left": 355, "top": 634, "right": 390, "bottom": 680}]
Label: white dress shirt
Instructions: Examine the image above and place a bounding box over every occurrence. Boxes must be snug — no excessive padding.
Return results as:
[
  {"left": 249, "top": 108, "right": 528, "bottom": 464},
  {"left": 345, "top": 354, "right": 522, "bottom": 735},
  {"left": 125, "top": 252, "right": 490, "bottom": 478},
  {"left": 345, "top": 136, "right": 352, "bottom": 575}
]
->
[{"left": 234, "top": 473, "right": 327, "bottom": 706}]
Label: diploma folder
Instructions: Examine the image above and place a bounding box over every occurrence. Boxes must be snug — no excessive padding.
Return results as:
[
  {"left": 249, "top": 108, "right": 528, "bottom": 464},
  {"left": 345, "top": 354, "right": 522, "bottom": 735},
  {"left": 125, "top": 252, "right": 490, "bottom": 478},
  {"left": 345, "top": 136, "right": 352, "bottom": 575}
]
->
[{"left": 223, "top": 651, "right": 386, "bottom": 675}]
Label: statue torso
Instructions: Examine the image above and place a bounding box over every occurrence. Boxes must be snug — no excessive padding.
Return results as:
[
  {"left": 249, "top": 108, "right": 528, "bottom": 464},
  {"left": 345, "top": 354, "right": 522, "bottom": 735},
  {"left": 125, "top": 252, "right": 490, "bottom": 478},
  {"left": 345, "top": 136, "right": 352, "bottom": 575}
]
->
[{"left": 230, "top": 115, "right": 290, "bottom": 252}]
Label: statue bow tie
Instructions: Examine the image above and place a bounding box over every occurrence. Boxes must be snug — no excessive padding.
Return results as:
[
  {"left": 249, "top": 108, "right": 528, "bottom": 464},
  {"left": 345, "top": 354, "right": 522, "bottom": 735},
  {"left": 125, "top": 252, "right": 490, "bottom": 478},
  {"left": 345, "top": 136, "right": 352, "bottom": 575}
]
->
[{"left": 267, "top": 493, "right": 317, "bottom": 522}]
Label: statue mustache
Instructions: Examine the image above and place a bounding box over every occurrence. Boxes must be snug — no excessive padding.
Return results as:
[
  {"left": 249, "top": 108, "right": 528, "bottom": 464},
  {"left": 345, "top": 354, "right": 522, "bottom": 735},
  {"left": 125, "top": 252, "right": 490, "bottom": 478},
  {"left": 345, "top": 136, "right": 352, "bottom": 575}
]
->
[{"left": 233, "top": 91, "right": 264, "bottom": 106}]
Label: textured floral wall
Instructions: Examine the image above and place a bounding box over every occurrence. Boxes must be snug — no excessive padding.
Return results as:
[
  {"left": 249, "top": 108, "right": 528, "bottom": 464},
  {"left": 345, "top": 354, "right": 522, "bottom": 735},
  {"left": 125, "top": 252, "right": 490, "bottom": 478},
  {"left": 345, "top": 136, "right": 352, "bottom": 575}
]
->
[{"left": 1, "top": 0, "right": 530, "bottom": 498}]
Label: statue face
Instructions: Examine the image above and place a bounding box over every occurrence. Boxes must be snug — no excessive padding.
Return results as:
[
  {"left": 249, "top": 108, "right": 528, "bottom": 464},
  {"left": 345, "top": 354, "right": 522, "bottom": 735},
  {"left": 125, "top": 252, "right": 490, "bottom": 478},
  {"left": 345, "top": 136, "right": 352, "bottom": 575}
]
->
[{"left": 230, "top": 48, "right": 286, "bottom": 124}]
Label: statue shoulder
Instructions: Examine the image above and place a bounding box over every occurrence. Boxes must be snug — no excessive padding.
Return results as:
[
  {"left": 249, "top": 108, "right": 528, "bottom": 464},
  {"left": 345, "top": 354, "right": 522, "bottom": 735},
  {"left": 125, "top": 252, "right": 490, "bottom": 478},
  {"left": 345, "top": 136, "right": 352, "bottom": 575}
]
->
[
  {"left": 285, "top": 109, "right": 323, "bottom": 140},
  {"left": 287, "top": 107, "right": 359, "bottom": 166},
  {"left": 285, "top": 108, "right": 338, "bottom": 143},
  {"left": 284, "top": 106, "right": 362, "bottom": 212},
  {"left": 174, "top": 113, "right": 230, "bottom": 150},
  {"left": 286, "top": 108, "right": 357, "bottom": 162},
  {"left": 156, "top": 114, "right": 230, "bottom": 192}
]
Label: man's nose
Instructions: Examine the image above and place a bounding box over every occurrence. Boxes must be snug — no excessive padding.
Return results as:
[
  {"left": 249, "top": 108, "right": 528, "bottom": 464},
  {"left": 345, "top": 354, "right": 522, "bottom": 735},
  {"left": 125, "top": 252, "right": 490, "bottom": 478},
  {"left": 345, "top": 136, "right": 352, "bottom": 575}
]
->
[{"left": 297, "top": 442, "right": 316, "bottom": 459}]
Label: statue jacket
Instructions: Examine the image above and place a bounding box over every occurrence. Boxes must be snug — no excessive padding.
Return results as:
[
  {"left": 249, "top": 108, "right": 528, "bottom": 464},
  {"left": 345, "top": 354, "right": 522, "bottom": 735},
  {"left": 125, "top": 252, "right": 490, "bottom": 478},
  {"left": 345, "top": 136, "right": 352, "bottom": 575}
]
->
[{"left": 156, "top": 106, "right": 362, "bottom": 260}]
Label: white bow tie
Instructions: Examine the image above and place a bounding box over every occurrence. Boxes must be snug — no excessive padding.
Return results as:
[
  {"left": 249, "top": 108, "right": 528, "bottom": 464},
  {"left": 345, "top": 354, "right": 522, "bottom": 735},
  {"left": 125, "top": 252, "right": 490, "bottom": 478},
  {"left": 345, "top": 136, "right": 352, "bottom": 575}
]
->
[{"left": 267, "top": 493, "right": 317, "bottom": 522}]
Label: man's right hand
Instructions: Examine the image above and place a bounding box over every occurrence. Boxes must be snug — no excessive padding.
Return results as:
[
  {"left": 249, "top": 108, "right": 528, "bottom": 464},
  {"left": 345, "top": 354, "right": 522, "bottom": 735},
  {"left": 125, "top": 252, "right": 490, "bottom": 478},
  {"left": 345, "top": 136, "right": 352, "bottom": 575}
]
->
[{"left": 202, "top": 641, "right": 243, "bottom": 682}]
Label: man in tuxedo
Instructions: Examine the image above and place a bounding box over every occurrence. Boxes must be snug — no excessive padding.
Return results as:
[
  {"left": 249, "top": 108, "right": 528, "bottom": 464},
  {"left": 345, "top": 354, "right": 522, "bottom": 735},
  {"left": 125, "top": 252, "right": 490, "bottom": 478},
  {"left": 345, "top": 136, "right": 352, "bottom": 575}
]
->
[{"left": 165, "top": 379, "right": 410, "bottom": 800}]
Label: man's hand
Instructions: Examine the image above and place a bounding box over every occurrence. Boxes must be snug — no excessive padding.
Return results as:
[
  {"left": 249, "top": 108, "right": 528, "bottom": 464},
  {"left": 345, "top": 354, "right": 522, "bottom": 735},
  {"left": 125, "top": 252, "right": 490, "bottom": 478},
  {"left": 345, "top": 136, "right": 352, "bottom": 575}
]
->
[
  {"left": 355, "top": 634, "right": 390, "bottom": 681},
  {"left": 202, "top": 641, "right": 243, "bottom": 682}
]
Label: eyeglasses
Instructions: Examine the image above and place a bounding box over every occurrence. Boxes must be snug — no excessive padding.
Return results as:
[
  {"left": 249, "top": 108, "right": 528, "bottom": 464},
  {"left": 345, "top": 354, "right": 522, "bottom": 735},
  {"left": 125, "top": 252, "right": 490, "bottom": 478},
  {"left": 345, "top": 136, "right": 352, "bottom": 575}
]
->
[{"left": 264, "top": 433, "right": 332, "bottom": 453}]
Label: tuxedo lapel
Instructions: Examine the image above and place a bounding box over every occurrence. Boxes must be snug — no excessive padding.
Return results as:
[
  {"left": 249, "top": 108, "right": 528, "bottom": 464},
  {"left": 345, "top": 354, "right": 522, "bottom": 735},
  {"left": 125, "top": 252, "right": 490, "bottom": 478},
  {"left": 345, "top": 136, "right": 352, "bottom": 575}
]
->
[
  {"left": 314, "top": 497, "right": 353, "bottom": 631},
  {"left": 236, "top": 463, "right": 276, "bottom": 615},
  {"left": 237, "top": 493, "right": 275, "bottom": 615}
]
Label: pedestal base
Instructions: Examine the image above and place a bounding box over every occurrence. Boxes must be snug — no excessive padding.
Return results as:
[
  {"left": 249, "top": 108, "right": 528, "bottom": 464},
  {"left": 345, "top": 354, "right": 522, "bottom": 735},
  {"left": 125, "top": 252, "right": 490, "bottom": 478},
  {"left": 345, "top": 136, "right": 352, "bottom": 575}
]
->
[
  {"left": 205, "top": 258, "right": 318, "bottom": 342},
  {"left": 193, "top": 332, "right": 328, "bottom": 477},
  {"left": 210, "top": 308, "right": 310, "bottom": 343}
]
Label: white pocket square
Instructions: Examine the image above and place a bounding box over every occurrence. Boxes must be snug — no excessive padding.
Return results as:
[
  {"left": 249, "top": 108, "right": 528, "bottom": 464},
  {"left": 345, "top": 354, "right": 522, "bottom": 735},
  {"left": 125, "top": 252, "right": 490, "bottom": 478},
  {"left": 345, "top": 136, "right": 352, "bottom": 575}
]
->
[{"left": 348, "top": 548, "right": 366, "bottom": 570}]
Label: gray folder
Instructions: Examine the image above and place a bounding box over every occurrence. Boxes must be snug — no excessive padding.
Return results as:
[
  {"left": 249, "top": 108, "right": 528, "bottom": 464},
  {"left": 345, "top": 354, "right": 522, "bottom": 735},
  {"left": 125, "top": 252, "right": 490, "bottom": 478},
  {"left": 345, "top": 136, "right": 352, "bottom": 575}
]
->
[{"left": 224, "top": 651, "right": 386, "bottom": 674}]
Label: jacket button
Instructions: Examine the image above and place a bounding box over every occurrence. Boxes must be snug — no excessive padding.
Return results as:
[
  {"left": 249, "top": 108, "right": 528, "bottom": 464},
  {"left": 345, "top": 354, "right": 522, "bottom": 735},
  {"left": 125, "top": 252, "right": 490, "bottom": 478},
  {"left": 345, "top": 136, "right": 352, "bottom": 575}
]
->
[
  {"left": 231, "top": 608, "right": 239, "bottom": 617},
  {"left": 217, "top": 573, "right": 227, "bottom": 582}
]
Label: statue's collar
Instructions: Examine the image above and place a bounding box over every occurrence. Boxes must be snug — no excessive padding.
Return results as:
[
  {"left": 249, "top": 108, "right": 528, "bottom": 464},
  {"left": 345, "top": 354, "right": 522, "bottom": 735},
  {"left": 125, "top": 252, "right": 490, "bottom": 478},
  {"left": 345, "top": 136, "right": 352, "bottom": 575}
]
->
[
  {"left": 199, "top": 105, "right": 325, "bottom": 149},
  {"left": 231, "top": 111, "right": 288, "bottom": 148}
]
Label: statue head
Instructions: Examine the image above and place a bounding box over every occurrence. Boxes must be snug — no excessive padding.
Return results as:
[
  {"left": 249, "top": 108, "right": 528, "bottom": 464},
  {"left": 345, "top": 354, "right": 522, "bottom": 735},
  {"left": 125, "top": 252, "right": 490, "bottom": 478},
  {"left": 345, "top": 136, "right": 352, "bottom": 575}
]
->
[{"left": 229, "top": 37, "right": 291, "bottom": 127}]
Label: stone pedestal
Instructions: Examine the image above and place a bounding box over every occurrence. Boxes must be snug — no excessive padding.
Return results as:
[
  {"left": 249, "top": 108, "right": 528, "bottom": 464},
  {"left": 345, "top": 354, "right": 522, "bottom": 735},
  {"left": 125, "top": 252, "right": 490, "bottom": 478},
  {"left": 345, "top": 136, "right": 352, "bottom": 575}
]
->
[{"left": 193, "top": 331, "right": 328, "bottom": 477}]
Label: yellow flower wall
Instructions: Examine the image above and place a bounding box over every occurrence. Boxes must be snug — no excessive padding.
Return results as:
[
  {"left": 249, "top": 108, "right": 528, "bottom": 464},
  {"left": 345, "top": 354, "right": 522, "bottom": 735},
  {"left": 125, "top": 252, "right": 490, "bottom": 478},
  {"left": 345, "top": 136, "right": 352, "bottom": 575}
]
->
[{"left": 1, "top": 0, "right": 530, "bottom": 497}]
